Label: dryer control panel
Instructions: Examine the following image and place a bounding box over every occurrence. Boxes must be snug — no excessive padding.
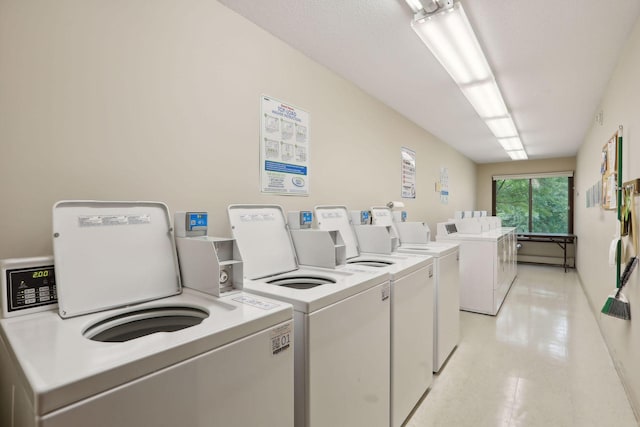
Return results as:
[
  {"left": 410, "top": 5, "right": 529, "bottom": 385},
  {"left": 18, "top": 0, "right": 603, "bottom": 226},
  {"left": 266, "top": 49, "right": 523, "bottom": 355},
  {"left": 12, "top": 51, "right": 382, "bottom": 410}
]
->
[{"left": 1, "top": 257, "right": 58, "bottom": 318}]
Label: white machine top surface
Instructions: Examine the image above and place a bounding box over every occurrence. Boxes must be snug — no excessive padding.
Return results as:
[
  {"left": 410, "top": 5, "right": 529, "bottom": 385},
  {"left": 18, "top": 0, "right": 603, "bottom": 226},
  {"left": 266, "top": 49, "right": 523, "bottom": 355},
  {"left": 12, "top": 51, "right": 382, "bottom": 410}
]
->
[
  {"left": 314, "top": 205, "right": 431, "bottom": 277},
  {"left": 397, "top": 242, "right": 459, "bottom": 257},
  {"left": 52, "top": 201, "right": 182, "bottom": 318},
  {"left": 344, "top": 252, "right": 431, "bottom": 278},
  {"left": 228, "top": 205, "right": 299, "bottom": 279},
  {"left": 438, "top": 227, "right": 515, "bottom": 242},
  {"left": 0, "top": 289, "right": 292, "bottom": 416},
  {"left": 314, "top": 205, "right": 361, "bottom": 259},
  {"left": 242, "top": 266, "right": 389, "bottom": 313}
]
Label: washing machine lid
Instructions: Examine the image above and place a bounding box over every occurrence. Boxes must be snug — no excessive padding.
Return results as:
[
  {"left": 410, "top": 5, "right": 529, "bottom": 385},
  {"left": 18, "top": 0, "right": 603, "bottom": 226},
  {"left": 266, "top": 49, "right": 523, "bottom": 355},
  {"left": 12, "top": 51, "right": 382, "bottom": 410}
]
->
[
  {"left": 228, "top": 205, "right": 298, "bottom": 280},
  {"left": 52, "top": 201, "right": 182, "bottom": 318},
  {"left": 314, "top": 205, "right": 360, "bottom": 259},
  {"left": 370, "top": 206, "right": 400, "bottom": 238}
]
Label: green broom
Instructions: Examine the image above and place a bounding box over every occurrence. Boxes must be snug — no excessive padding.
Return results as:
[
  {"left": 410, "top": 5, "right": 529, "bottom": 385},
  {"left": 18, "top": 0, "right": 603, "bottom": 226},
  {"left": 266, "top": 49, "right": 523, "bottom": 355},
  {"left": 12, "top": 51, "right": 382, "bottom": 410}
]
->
[{"left": 602, "top": 256, "right": 636, "bottom": 319}]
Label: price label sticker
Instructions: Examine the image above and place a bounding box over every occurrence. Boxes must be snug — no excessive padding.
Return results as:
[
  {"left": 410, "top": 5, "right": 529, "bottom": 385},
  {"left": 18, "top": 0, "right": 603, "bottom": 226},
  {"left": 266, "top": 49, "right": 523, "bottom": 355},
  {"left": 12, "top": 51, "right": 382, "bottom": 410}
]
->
[
  {"left": 232, "top": 295, "right": 279, "bottom": 310},
  {"left": 270, "top": 323, "right": 292, "bottom": 356}
]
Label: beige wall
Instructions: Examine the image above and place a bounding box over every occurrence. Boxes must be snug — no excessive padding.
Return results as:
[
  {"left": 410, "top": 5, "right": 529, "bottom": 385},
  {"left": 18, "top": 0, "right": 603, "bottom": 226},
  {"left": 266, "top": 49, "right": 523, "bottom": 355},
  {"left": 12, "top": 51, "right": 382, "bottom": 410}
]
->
[
  {"left": 0, "top": 0, "right": 476, "bottom": 259},
  {"left": 476, "top": 157, "right": 576, "bottom": 213},
  {"left": 575, "top": 14, "right": 640, "bottom": 417}
]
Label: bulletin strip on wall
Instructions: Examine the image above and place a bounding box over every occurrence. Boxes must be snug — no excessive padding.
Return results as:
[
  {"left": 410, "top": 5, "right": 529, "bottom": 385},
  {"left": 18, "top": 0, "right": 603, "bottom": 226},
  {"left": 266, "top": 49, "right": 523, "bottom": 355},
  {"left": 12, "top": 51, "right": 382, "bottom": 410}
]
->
[
  {"left": 260, "top": 95, "right": 310, "bottom": 196},
  {"left": 601, "top": 130, "right": 620, "bottom": 210}
]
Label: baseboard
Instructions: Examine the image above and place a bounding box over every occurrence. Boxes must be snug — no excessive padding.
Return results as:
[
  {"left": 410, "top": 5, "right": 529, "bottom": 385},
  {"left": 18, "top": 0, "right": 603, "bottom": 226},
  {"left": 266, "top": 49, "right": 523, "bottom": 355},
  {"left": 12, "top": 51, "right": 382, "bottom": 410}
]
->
[{"left": 576, "top": 269, "right": 640, "bottom": 422}]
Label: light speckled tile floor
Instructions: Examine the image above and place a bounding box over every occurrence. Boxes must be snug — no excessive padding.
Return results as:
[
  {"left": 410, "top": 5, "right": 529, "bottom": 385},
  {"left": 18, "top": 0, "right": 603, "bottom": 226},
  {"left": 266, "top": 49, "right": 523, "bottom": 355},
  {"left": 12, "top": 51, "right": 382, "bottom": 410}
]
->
[{"left": 405, "top": 264, "right": 638, "bottom": 427}]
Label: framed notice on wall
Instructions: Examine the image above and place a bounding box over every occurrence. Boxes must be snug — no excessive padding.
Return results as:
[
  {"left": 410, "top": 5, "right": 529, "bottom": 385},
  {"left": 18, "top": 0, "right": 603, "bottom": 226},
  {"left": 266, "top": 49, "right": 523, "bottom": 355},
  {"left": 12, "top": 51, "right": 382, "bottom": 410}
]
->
[
  {"left": 601, "top": 130, "right": 619, "bottom": 210},
  {"left": 401, "top": 147, "right": 416, "bottom": 198},
  {"left": 260, "top": 95, "right": 310, "bottom": 196}
]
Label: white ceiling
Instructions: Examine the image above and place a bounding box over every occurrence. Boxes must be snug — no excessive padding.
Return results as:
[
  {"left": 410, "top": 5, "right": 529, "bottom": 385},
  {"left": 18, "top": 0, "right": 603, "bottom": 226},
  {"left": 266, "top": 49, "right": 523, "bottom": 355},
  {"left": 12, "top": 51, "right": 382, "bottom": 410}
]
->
[{"left": 219, "top": 0, "right": 640, "bottom": 163}]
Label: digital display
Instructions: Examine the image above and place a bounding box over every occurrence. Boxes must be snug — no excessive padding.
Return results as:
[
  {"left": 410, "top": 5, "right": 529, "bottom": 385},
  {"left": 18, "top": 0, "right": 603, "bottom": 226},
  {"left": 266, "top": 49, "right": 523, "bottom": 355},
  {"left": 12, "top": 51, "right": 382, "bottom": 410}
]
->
[
  {"left": 445, "top": 223, "right": 458, "bottom": 234},
  {"left": 300, "top": 211, "right": 313, "bottom": 225},
  {"left": 6, "top": 265, "right": 57, "bottom": 312},
  {"left": 187, "top": 212, "right": 208, "bottom": 231}
]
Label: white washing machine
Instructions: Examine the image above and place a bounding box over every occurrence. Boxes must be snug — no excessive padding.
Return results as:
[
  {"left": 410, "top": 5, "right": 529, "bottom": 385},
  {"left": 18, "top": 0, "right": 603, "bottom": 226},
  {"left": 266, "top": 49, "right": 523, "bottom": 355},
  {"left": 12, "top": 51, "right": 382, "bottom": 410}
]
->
[
  {"left": 370, "top": 207, "right": 460, "bottom": 372},
  {"left": 0, "top": 201, "right": 295, "bottom": 427},
  {"left": 437, "top": 221, "right": 517, "bottom": 315},
  {"left": 313, "top": 205, "right": 434, "bottom": 427},
  {"left": 227, "top": 205, "right": 391, "bottom": 427}
]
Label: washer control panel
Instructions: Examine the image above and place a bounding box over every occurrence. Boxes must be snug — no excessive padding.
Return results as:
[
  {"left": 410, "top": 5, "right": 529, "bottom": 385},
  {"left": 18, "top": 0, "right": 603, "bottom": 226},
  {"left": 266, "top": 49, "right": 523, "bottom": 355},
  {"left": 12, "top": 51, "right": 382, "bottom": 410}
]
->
[{"left": 1, "top": 257, "right": 58, "bottom": 318}]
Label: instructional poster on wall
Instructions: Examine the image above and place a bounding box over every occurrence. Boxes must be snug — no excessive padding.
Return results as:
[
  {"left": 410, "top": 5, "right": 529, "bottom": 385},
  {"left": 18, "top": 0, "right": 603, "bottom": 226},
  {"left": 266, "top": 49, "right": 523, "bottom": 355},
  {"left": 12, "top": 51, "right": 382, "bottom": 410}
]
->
[
  {"left": 401, "top": 147, "right": 416, "bottom": 198},
  {"left": 440, "top": 167, "right": 449, "bottom": 204},
  {"left": 260, "top": 95, "right": 310, "bottom": 195}
]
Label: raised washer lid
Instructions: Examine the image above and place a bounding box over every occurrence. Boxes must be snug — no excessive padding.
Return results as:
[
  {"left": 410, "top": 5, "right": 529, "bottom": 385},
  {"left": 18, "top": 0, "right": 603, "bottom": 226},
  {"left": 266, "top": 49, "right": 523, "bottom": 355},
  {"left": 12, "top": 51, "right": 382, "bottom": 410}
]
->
[
  {"left": 228, "top": 205, "right": 298, "bottom": 280},
  {"left": 314, "top": 205, "right": 360, "bottom": 259},
  {"left": 52, "top": 201, "right": 182, "bottom": 318},
  {"left": 370, "top": 206, "right": 400, "bottom": 238}
]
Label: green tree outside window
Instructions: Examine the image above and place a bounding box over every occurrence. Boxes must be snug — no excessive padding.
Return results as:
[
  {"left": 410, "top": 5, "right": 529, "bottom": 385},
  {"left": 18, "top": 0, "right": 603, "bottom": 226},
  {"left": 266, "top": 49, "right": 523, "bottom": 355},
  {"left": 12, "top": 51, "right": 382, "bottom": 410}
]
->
[{"left": 495, "top": 177, "right": 569, "bottom": 233}]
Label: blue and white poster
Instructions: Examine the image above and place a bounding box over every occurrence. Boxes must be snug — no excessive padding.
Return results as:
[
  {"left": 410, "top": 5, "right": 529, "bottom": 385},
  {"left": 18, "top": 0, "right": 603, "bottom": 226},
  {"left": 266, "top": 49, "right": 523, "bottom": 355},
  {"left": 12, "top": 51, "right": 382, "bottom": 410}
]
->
[
  {"left": 401, "top": 147, "right": 416, "bottom": 199},
  {"left": 260, "top": 95, "right": 310, "bottom": 195}
]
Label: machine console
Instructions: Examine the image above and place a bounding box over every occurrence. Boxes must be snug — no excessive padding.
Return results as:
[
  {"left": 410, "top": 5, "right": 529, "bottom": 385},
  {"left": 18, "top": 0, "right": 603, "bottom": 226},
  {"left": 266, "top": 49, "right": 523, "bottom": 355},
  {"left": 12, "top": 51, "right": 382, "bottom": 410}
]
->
[
  {"left": 2, "top": 258, "right": 58, "bottom": 317},
  {"left": 445, "top": 223, "right": 458, "bottom": 234}
]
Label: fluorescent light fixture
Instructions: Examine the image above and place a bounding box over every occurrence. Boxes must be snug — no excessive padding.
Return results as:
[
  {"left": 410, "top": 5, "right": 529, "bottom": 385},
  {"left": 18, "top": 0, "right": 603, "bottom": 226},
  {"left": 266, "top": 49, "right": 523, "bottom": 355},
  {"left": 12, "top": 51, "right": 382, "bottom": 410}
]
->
[
  {"left": 409, "top": 1, "right": 527, "bottom": 160},
  {"left": 507, "top": 150, "right": 528, "bottom": 160},
  {"left": 411, "top": 3, "right": 491, "bottom": 84},
  {"left": 485, "top": 117, "right": 518, "bottom": 138},
  {"left": 498, "top": 137, "right": 523, "bottom": 151},
  {"left": 406, "top": 0, "right": 425, "bottom": 13},
  {"left": 461, "top": 81, "right": 508, "bottom": 118}
]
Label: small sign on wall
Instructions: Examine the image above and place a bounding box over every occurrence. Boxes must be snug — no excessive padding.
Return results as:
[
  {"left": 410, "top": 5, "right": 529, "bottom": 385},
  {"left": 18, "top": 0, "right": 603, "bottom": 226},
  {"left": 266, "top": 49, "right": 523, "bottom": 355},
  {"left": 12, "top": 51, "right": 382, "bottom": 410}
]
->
[
  {"left": 260, "top": 95, "right": 310, "bottom": 196},
  {"left": 401, "top": 147, "right": 416, "bottom": 198},
  {"left": 439, "top": 167, "right": 449, "bottom": 204}
]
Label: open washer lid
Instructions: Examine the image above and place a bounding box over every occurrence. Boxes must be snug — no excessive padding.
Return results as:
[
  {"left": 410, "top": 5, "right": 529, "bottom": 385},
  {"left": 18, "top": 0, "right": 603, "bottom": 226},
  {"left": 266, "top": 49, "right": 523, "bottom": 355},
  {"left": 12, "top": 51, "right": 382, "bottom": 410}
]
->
[
  {"left": 370, "top": 206, "right": 400, "bottom": 238},
  {"left": 228, "top": 205, "right": 298, "bottom": 280},
  {"left": 52, "top": 201, "right": 182, "bottom": 318},
  {"left": 314, "top": 205, "right": 360, "bottom": 259}
]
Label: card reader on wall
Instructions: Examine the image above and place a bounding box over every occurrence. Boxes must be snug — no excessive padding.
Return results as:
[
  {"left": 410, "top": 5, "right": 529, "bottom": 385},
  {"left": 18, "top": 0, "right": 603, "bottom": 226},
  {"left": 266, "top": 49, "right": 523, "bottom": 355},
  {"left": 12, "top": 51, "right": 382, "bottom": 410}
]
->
[{"left": 174, "top": 212, "right": 243, "bottom": 296}]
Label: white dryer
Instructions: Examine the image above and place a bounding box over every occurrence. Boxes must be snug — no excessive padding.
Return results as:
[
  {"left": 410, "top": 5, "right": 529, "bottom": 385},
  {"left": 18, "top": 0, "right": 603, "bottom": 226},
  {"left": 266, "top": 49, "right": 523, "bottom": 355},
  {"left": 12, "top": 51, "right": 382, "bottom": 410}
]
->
[
  {"left": 437, "top": 221, "right": 517, "bottom": 315},
  {"left": 0, "top": 201, "right": 295, "bottom": 427},
  {"left": 313, "top": 205, "right": 434, "bottom": 427},
  {"left": 228, "top": 205, "right": 391, "bottom": 427},
  {"left": 370, "top": 207, "right": 460, "bottom": 372}
]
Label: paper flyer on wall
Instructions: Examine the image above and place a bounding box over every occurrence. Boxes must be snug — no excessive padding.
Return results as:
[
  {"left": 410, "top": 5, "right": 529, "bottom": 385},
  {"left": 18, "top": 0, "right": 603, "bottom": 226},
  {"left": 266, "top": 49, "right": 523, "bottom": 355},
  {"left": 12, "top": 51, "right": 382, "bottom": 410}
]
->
[
  {"left": 401, "top": 147, "right": 416, "bottom": 198},
  {"left": 260, "top": 95, "right": 310, "bottom": 195},
  {"left": 440, "top": 167, "right": 449, "bottom": 204}
]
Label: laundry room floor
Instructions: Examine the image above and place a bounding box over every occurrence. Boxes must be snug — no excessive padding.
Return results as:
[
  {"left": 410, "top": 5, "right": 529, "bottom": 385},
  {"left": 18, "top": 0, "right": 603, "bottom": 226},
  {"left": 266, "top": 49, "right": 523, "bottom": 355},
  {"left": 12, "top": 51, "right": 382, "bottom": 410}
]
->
[{"left": 405, "top": 264, "right": 638, "bottom": 427}]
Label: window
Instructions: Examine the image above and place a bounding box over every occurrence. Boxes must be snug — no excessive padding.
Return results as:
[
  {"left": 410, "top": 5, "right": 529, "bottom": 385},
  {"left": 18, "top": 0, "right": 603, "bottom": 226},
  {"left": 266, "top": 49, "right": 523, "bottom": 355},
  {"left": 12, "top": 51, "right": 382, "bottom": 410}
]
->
[{"left": 492, "top": 173, "right": 573, "bottom": 234}]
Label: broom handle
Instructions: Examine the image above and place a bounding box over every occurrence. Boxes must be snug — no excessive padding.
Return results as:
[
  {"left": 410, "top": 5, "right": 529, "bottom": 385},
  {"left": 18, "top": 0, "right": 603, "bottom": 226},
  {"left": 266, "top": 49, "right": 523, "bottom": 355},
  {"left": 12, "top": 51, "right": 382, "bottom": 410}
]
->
[{"left": 616, "top": 126, "right": 623, "bottom": 288}]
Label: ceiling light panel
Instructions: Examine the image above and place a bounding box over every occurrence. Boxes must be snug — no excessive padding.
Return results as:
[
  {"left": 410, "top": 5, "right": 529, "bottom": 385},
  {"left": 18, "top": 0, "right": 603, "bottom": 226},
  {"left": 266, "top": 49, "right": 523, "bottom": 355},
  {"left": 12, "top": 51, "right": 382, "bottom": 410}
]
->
[
  {"left": 498, "top": 137, "right": 523, "bottom": 151},
  {"left": 461, "top": 81, "right": 508, "bottom": 118},
  {"left": 411, "top": 3, "right": 491, "bottom": 85},
  {"left": 485, "top": 117, "right": 518, "bottom": 138},
  {"left": 507, "top": 150, "right": 528, "bottom": 160},
  {"left": 405, "top": 0, "right": 425, "bottom": 14},
  {"left": 410, "top": 1, "right": 527, "bottom": 160}
]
